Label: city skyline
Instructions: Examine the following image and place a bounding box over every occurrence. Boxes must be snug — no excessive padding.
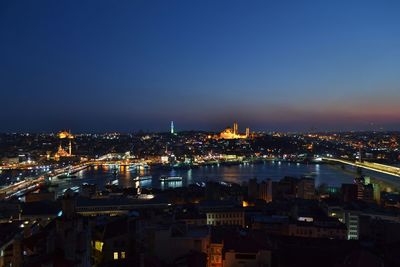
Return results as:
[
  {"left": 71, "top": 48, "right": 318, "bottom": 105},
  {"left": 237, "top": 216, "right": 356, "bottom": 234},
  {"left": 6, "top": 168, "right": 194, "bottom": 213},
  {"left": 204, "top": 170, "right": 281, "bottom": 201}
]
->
[
  {"left": 1, "top": 0, "right": 400, "bottom": 132},
  {"left": 2, "top": 2, "right": 400, "bottom": 264}
]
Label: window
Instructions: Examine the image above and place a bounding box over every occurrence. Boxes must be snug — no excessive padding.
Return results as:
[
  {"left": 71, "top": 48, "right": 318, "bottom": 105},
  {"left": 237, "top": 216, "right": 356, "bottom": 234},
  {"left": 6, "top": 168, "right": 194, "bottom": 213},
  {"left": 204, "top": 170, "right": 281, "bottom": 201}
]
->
[
  {"left": 114, "top": 252, "right": 119, "bottom": 260},
  {"left": 121, "top": 252, "right": 126, "bottom": 259},
  {"left": 94, "top": 241, "right": 104, "bottom": 252},
  {"left": 214, "top": 255, "right": 221, "bottom": 263}
]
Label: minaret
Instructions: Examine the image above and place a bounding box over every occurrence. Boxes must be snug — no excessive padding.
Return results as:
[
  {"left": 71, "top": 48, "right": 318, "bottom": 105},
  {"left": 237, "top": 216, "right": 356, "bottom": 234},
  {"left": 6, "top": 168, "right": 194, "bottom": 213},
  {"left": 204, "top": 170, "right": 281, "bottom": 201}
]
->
[
  {"left": 246, "top": 128, "right": 250, "bottom": 137},
  {"left": 68, "top": 130, "right": 72, "bottom": 155},
  {"left": 233, "top": 122, "right": 238, "bottom": 135},
  {"left": 170, "top": 121, "right": 174, "bottom": 134},
  {"left": 68, "top": 139, "right": 72, "bottom": 155}
]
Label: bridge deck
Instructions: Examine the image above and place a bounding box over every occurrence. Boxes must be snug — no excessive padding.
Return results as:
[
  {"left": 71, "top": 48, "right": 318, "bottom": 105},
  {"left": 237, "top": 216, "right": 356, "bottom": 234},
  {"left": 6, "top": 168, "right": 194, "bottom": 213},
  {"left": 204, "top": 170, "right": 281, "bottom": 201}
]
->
[{"left": 323, "top": 157, "right": 400, "bottom": 177}]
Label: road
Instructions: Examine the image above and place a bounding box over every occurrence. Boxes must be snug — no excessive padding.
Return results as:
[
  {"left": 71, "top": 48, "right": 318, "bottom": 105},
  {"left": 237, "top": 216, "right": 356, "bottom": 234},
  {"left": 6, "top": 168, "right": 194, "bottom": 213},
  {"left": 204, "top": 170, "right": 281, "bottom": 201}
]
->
[
  {"left": 0, "top": 157, "right": 146, "bottom": 199},
  {"left": 322, "top": 157, "right": 400, "bottom": 177}
]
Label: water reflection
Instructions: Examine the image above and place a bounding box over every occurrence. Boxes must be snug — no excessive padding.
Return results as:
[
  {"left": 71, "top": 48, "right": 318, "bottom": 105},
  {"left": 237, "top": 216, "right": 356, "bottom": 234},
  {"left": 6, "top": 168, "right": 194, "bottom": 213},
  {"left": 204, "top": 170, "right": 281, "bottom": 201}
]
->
[
  {"left": 160, "top": 180, "right": 183, "bottom": 190},
  {"left": 187, "top": 169, "right": 193, "bottom": 184},
  {"left": 44, "top": 162, "right": 400, "bottom": 195},
  {"left": 139, "top": 179, "right": 152, "bottom": 188}
]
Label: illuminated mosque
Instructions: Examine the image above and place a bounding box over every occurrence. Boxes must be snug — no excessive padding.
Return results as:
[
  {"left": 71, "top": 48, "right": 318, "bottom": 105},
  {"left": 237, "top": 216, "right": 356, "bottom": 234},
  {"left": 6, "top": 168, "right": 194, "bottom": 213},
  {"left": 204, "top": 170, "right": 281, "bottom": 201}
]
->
[
  {"left": 218, "top": 122, "right": 250, "bottom": 140},
  {"left": 54, "top": 131, "right": 74, "bottom": 160}
]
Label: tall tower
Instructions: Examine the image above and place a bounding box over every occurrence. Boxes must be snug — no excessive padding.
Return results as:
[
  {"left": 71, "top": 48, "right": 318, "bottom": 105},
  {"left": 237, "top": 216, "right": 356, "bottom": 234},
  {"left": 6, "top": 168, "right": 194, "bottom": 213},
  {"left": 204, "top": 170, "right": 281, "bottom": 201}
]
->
[
  {"left": 68, "top": 130, "right": 72, "bottom": 155},
  {"left": 246, "top": 127, "right": 250, "bottom": 137},
  {"left": 233, "top": 122, "right": 238, "bottom": 135},
  {"left": 170, "top": 121, "right": 174, "bottom": 134},
  {"left": 68, "top": 139, "right": 72, "bottom": 155}
]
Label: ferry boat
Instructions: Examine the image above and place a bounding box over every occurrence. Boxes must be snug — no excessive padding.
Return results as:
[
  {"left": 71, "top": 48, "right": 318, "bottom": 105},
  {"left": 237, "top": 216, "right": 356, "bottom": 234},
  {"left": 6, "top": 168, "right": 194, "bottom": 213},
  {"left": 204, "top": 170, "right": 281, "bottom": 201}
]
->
[
  {"left": 159, "top": 176, "right": 183, "bottom": 182},
  {"left": 132, "top": 175, "right": 152, "bottom": 182},
  {"left": 57, "top": 166, "right": 77, "bottom": 179}
]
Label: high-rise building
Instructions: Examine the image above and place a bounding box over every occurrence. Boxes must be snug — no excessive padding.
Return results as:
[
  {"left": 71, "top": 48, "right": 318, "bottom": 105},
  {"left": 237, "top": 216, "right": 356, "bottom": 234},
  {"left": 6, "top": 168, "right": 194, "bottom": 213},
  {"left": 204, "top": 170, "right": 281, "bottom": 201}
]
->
[
  {"left": 297, "top": 178, "right": 315, "bottom": 200},
  {"left": 341, "top": 184, "right": 358, "bottom": 203},
  {"left": 363, "top": 184, "right": 374, "bottom": 203},
  {"left": 355, "top": 177, "right": 365, "bottom": 200},
  {"left": 245, "top": 127, "right": 250, "bottom": 137},
  {"left": 258, "top": 180, "right": 273, "bottom": 202},
  {"left": 345, "top": 211, "right": 360, "bottom": 240},
  {"left": 205, "top": 182, "right": 221, "bottom": 201},
  {"left": 272, "top": 177, "right": 298, "bottom": 199},
  {"left": 248, "top": 178, "right": 258, "bottom": 199},
  {"left": 373, "top": 183, "right": 381, "bottom": 204},
  {"left": 170, "top": 121, "right": 174, "bottom": 134}
]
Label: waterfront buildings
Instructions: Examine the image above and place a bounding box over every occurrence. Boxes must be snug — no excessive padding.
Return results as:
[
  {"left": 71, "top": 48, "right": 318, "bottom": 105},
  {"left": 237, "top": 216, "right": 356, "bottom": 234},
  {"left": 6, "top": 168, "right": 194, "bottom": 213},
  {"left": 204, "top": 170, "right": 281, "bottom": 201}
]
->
[{"left": 1, "top": 129, "right": 400, "bottom": 266}]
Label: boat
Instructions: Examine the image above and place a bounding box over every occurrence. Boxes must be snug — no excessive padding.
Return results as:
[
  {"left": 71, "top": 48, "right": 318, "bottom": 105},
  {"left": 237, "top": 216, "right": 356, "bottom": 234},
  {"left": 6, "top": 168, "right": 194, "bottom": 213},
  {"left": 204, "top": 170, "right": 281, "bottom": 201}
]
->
[
  {"left": 57, "top": 173, "right": 77, "bottom": 179},
  {"left": 104, "top": 179, "right": 119, "bottom": 191},
  {"left": 106, "top": 179, "right": 119, "bottom": 186},
  {"left": 132, "top": 175, "right": 152, "bottom": 182},
  {"left": 62, "top": 186, "right": 79, "bottom": 193},
  {"left": 159, "top": 176, "right": 183, "bottom": 182}
]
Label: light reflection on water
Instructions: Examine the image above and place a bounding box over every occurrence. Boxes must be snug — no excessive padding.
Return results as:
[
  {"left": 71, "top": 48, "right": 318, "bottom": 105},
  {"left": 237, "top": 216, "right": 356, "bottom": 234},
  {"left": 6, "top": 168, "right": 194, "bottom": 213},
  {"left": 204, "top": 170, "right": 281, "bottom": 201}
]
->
[
  {"left": 48, "top": 162, "right": 345, "bottom": 193},
  {"left": 160, "top": 180, "right": 183, "bottom": 190},
  {"left": 47, "top": 161, "right": 400, "bottom": 195}
]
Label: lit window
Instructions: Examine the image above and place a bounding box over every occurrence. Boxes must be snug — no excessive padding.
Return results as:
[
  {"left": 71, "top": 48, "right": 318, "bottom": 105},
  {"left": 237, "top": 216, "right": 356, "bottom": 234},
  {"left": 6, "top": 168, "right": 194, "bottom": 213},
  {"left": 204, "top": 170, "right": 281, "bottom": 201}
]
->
[
  {"left": 114, "top": 252, "right": 119, "bottom": 260},
  {"left": 94, "top": 241, "right": 104, "bottom": 252},
  {"left": 121, "top": 251, "right": 126, "bottom": 259}
]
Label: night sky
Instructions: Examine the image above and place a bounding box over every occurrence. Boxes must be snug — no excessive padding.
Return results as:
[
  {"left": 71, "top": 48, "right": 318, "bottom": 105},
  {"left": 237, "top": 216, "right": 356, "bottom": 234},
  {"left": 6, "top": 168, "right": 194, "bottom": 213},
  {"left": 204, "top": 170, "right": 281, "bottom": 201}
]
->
[{"left": 1, "top": 0, "right": 400, "bottom": 132}]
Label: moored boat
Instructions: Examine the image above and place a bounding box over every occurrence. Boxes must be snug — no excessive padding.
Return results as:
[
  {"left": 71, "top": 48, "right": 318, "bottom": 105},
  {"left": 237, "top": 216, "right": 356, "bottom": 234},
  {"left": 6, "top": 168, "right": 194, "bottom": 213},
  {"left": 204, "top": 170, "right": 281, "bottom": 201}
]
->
[{"left": 159, "top": 176, "right": 183, "bottom": 182}]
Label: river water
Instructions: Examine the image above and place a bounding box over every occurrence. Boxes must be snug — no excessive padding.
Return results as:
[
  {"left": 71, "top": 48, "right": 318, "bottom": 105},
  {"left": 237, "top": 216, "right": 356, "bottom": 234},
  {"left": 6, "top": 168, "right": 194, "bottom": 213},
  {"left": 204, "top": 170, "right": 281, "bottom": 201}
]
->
[
  {"left": 50, "top": 162, "right": 365, "bottom": 195},
  {"left": 3, "top": 161, "right": 399, "bottom": 196}
]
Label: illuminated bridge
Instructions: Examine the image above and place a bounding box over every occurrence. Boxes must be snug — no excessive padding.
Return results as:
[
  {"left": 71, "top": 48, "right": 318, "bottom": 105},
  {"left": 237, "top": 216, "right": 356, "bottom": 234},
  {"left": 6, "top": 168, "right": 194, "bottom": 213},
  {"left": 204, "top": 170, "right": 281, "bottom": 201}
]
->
[
  {"left": 89, "top": 160, "right": 150, "bottom": 169},
  {"left": 0, "top": 158, "right": 152, "bottom": 199},
  {"left": 0, "top": 176, "right": 45, "bottom": 199},
  {"left": 322, "top": 157, "right": 400, "bottom": 178}
]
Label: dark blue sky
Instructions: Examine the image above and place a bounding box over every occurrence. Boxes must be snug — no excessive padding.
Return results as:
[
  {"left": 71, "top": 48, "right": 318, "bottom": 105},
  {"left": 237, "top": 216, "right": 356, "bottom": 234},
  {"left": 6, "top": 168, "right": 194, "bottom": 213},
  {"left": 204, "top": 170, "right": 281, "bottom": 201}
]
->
[{"left": 1, "top": 0, "right": 400, "bottom": 132}]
